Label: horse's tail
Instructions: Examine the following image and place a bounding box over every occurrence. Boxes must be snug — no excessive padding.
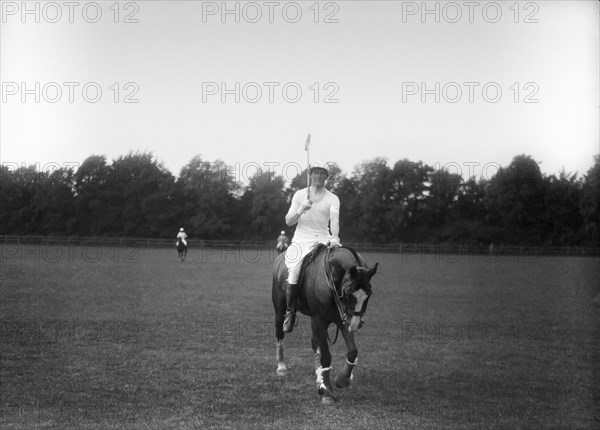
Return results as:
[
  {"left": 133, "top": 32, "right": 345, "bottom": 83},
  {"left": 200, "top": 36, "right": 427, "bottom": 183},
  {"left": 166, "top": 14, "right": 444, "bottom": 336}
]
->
[
  {"left": 272, "top": 254, "right": 287, "bottom": 287},
  {"left": 272, "top": 263, "right": 279, "bottom": 288},
  {"left": 273, "top": 254, "right": 283, "bottom": 279}
]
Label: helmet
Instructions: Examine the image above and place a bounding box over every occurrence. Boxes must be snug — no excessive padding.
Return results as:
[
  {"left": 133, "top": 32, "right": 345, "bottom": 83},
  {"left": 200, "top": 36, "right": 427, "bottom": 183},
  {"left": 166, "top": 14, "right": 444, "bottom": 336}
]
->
[
  {"left": 180, "top": 227, "right": 184, "bottom": 231},
  {"left": 309, "top": 160, "right": 330, "bottom": 175},
  {"left": 280, "top": 231, "right": 285, "bottom": 235}
]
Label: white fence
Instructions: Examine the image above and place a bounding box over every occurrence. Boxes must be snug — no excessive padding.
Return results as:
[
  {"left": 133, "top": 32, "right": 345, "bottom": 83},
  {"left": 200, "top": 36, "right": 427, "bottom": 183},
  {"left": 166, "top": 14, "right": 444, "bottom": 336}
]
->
[{"left": 0, "top": 235, "right": 598, "bottom": 257}]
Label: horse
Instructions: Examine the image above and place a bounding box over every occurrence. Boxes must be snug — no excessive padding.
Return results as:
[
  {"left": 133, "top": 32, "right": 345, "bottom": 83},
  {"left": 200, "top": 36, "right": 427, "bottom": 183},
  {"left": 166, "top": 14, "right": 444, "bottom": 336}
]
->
[
  {"left": 176, "top": 238, "right": 187, "bottom": 262},
  {"left": 276, "top": 241, "right": 289, "bottom": 255},
  {"left": 272, "top": 244, "right": 378, "bottom": 403}
]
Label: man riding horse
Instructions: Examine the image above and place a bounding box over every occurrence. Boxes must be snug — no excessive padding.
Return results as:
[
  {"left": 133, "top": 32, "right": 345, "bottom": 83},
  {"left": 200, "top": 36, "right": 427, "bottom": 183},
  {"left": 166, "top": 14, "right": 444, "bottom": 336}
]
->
[
  {"left": 176, "top": 227, "right": 188, "bottom": 247},
  {"left": 283, "top": 160, "right": 340, "bottom": 333},
  {"left": 274, "top": 159, "right": 377, "bottom": 401},
  {"left": 276, "top": 230, "right": 290, "bottom": 254},
  {"left": 176, "top": 227, "right": 188, "bottom": 262}
]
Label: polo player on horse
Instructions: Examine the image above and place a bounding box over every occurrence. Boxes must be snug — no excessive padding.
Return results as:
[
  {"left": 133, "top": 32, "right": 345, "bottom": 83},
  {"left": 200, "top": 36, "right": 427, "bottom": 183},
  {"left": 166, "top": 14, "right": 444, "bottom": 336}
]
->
[
  {"left": 276, "top": 230, "right": 290, "bottom": 254},
  {"left": 176, "top": 227, "right": 188, "bottom": 246},
  {"left": 283, "top": 160, "right": 341, "bottom": 333}
]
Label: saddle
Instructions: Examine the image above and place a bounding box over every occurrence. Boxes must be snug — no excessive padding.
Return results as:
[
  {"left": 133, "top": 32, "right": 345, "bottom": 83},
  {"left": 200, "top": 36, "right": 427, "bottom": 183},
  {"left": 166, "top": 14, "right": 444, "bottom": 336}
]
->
[
  {"left": 296, "top": 243, "right": 327, "bottom": 286},
  {"left": 295, "top": 243, "right": 360, "bottom": 295}
]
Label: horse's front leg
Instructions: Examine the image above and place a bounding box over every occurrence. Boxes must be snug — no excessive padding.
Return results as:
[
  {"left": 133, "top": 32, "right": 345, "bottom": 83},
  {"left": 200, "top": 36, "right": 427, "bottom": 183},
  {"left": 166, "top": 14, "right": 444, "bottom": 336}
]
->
[
  {"left": 312, "top": 330, "right": 320, "bottom": 373},
  {"left": 312, "top": 318, "right": 337, "bottom": 403},
  {"left": 334, "top": 323, "right": 358, "bottom": 389}
]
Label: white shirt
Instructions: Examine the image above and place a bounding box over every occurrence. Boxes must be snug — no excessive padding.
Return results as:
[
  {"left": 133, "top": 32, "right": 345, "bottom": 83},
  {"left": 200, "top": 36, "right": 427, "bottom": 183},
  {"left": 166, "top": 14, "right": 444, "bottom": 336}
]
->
[{"left": 291, "top": 188, "right": 339, "bottom": 242}]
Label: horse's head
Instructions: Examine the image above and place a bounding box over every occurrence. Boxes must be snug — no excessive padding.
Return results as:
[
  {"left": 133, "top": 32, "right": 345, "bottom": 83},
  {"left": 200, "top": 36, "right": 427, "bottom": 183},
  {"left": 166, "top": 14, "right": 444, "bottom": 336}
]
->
[{"left": 341, "top": 262, "right": 378, "bottom": 332}]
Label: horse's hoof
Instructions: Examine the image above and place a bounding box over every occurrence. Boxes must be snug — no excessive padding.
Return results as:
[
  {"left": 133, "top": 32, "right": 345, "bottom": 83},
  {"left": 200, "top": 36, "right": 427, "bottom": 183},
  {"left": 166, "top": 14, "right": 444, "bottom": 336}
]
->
[
  {"left": 318, "top": 389, "right": 338, "bottom": 403},
  {"left": 276, "top": 364, "right": 287, "bottom": 376},
  {"left": 317, "top": 387, "right": 338, "bottom": 402},
  {"left": 334, "top": 374, "right": 351, "bottom": 389},
  {"left": 321, "top": 395, "right": 336, "bottom": 405}
]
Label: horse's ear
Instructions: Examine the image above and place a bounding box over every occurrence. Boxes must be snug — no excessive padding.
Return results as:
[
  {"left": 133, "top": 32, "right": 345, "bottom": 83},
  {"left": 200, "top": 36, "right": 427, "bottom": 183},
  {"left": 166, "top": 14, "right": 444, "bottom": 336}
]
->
[
  {"left": 367, "top": 262, "right": 379, "bottom": 278},
  {"left": 348, "top": 266, "right": 358, "bottom": 279}
]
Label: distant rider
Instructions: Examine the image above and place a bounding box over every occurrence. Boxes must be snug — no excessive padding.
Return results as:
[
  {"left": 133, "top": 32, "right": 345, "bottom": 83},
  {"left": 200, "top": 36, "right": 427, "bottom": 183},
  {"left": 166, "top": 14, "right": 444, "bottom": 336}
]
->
[
  {"left": 283, "top": 160, "right": 341, "bottom": 333},
  {"left": 276, "top": 230, "right": 289, "bottom": 254},
  {"left": 176, "top": 227, "right": 188, "bottom": 246}
]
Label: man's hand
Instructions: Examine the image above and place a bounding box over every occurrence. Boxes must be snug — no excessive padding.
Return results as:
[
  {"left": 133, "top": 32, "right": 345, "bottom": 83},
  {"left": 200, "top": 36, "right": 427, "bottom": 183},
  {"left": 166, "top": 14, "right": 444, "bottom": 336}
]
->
[
  {"left": 296, "top": 199, "right": 313, "bottom": 215},
  {"left": 329, "top": 236, "right": 341, "bottom": 247}
]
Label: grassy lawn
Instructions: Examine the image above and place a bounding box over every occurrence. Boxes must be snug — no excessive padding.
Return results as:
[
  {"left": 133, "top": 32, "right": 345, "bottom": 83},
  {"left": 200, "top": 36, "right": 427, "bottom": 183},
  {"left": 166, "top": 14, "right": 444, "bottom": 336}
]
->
[{"left": 1, "top": 244, "right": 599, "bottom": 429}]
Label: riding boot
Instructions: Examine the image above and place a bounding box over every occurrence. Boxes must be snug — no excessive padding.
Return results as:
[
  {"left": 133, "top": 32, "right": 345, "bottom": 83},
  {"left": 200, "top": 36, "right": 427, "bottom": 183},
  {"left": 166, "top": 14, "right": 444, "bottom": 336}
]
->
[{"left": 283, "top": 282, "right": 298, "bottom": 333}]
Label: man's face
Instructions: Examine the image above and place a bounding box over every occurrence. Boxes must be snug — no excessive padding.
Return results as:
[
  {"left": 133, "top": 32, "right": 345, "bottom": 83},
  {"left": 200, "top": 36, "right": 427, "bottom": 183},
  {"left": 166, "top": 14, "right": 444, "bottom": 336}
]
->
[{"left": 310, "top": 168, "right": 328, "bottom": 186}]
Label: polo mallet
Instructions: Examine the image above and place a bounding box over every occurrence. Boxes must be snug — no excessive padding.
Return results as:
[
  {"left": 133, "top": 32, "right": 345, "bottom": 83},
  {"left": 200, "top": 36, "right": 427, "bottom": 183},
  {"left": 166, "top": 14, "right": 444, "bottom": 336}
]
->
[{"left": 305, "top": 133, "right": 311, "bottom": 199}]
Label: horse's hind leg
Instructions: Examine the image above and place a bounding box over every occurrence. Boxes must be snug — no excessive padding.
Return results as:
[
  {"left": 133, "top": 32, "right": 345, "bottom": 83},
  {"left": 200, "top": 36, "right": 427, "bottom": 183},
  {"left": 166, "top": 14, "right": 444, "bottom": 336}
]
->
[
  {"left": 311, "top": 334, "right": 320, "bottom": 372},
  {"left": 274, "top": 275, "right": 287, "bottom": 376},
  {"left": 334, "top": 324, "right": 358, "bottom": 389},
  {"left": 275, "top": 312, "right": 287, "bottom": 375},
  {"left": 311, "top": 328, "right": 323, "bottom": 387}
]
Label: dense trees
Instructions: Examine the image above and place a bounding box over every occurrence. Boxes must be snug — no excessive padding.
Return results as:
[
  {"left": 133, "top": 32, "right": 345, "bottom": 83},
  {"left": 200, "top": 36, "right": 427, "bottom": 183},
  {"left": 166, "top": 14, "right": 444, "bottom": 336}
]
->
[
  {"left": 174, "top": 156, "right": 239, "bottom": 239},
  {"left": 72, "top": 153, "right": 176, "bottom": 237},
  {"left": 0, "top": 152, "right": 598, "bottom": 246},
  {"left": 580, "top": 155, "right": 600, "bottom": 245}
]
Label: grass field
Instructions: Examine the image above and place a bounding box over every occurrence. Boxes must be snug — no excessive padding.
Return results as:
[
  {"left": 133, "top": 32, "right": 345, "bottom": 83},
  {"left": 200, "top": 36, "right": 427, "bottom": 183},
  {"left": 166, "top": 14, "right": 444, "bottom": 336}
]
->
[{"left": 1, "top": 244, "right": 599, "bottom": 429}]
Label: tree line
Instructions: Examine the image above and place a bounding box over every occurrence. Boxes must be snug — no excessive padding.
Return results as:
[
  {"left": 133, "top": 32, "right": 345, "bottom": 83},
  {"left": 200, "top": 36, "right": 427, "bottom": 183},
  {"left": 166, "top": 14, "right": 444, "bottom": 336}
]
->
[{"left": 1, "top": 152, "right": 598, "bottom": 246}]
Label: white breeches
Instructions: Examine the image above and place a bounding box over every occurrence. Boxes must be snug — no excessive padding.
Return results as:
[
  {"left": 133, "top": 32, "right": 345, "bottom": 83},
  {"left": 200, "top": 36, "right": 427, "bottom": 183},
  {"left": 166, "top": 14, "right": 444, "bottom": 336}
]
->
[{"left": 284, "top": 240, "right": 328, "bottom": 284}]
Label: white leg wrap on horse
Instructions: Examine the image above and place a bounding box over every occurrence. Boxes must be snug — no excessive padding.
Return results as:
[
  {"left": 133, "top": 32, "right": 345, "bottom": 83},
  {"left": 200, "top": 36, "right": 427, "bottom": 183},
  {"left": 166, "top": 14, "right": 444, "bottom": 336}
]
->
[
  {"left": 316, "top": 366, "right": 332, "bottom": 384},
  {"left": 317, "top": 366, "right": 332, "bottom": 386},
  {"left": 315, "top": 366, "right": 323, "bottom": 384},
  {"left": 317, "top": 366, "right": 336, "bottom": 400},
  {"left": 314, "top": 349, "right": 321, "bottom": 371},
  {"left": 276, "top": 341, "right": 286, "bottom": 375}
]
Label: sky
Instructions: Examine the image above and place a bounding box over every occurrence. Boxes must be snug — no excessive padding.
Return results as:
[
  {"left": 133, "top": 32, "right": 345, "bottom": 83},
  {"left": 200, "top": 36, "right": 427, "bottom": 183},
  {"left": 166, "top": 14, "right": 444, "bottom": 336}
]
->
[{"left": 1, "top": 0, "right": 598, "bottom": 183}]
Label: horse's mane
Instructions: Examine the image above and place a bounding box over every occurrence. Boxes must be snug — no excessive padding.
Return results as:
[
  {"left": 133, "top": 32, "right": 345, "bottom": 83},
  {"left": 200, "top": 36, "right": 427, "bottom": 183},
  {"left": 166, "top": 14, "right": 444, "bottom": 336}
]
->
[
  {"left": 326, "top": 246, "right": 367, "bottom": 289},
  {"left": 294, "top": 244, "right": 364, "bottom": 290},
  {"left": 328, "top": 246, "right": 364, "bottom": 269}
]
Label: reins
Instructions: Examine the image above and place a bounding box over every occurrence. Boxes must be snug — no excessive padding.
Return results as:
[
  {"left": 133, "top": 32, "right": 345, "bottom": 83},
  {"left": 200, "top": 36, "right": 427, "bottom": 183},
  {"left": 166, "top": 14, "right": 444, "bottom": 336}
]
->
[
  {"left": 323, "top": 245, "right": 364, "bottom": 344},
  {"left": 324, "top": 246, "right": 348, "bottom": 324}
]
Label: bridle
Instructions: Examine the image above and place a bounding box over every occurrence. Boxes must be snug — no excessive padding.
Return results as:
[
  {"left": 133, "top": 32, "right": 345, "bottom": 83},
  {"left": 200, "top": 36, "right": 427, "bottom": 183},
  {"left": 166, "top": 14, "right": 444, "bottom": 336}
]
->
[
  {"left": 324, "top": 246, "right": 372, "bottom": 325},
  {"left": 340, "top": 270, "right": 371, "bottom": 318}
]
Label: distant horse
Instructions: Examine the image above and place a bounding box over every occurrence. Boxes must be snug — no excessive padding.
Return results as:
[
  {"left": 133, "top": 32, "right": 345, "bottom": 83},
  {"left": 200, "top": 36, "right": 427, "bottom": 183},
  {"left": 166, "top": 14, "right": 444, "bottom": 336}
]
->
[
  {"left": 272, "top": 245, "right": 378, "bottom": 403},
  {"left": 276, "top": 241, "right": 289, "bottom": 255},
  {"left": 176, "top": 238, "right": 187, "bottom": 262}
]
